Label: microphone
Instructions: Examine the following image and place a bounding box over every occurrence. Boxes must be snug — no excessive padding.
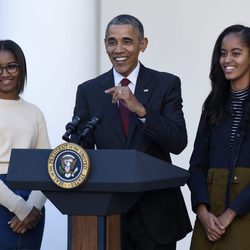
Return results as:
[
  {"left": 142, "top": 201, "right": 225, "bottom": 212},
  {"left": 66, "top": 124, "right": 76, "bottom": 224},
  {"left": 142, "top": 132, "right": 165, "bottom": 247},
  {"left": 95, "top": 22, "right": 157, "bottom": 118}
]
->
[
  {"left": 80, "top": 113, "right": 104, "bottom": 138},
  {"left": 62, "top": 112, "right": 84, "bottom": 142}
]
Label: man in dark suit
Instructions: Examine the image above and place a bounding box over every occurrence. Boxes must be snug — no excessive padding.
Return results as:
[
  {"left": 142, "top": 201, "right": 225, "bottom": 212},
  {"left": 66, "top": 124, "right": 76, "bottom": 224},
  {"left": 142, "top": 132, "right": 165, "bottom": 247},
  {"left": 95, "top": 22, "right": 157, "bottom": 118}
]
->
[{"left": 72, "top": 14, "right": 191, "bottom": 250}]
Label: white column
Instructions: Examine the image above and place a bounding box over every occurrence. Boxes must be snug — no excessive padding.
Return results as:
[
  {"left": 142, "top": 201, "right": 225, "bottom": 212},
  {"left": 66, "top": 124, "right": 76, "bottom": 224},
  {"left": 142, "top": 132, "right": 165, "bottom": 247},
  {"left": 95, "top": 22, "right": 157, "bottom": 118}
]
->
[{"left": 0, "top": 1, "right": 99, "bottom": 249}]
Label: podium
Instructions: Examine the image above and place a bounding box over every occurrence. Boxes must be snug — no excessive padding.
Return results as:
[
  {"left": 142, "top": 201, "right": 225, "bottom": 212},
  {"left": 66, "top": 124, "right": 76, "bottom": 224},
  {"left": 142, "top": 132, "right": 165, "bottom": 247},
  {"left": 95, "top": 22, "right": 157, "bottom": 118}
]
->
[{"left": 7, "top": 148, "right": 189, "bottom": 250}]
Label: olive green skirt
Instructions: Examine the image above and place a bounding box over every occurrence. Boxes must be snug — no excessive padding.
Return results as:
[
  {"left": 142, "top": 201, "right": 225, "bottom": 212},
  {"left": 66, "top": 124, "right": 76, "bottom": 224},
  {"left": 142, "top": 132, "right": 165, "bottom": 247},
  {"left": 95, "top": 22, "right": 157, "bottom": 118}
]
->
[{"left": 190, "top": 167, "right": 250, "bottom": 250}]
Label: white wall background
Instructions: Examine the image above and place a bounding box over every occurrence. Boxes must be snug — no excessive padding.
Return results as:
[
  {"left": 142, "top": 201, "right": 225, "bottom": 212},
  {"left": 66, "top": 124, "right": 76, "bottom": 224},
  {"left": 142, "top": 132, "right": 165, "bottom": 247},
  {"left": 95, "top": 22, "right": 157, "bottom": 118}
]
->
[{"left": 1, "top": 0, "right": 250, "bottom": 249}]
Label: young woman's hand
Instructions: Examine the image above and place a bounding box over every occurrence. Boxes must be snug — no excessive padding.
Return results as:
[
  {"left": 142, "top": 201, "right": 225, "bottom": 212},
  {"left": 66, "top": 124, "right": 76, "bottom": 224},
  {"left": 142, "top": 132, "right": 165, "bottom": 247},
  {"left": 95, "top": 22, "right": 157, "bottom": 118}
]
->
[
  {"left": 9, "top": 216, "right": 28, "bottom": 234},
  {"left": 196, "top": 204, "right": 225, "bottom": 241},
  {"left": 9, "top": 206, "right": 42, "bottom": 234},
  {"left": 217, "top": 208, "right": 236, "bottom": 229}
]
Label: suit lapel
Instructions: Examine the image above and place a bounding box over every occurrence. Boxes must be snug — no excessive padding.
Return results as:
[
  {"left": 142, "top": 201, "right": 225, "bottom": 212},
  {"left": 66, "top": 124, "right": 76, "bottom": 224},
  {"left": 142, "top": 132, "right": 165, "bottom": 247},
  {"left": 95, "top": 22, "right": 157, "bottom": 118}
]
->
[
  {"left": 98, "top": 66, "right": 155, "bottom": 147},
  {"left": 127, "top": 64, "right": 155, "bottom": 144},
  {"left": 98, "top": 70, "right": 127, "bottom": 145},
  {"left": 134, "top": 65, "right": 154, "bottom": 106}
]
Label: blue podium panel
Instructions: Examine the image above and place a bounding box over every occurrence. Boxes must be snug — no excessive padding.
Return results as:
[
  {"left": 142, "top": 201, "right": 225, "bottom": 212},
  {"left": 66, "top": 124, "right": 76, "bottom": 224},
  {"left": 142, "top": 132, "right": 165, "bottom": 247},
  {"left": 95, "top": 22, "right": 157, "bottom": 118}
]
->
[{"left": 7, "top": 149, "right": 189, "bottom": 215}]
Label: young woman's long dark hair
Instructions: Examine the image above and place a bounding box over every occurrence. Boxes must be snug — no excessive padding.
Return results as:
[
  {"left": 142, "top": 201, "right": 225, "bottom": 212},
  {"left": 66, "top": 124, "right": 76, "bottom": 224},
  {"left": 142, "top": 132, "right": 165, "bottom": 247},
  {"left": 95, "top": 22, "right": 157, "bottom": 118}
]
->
[{"left": 203, "top": 25, "right": 250, "bottom": 131}]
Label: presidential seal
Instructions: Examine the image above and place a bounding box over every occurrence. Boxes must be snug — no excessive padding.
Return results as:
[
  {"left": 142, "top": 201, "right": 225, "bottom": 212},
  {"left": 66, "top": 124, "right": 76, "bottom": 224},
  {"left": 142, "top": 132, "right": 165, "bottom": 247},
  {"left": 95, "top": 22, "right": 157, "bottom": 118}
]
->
[{"left": 48, "top": 143, "right": 90, "bottom": 189}]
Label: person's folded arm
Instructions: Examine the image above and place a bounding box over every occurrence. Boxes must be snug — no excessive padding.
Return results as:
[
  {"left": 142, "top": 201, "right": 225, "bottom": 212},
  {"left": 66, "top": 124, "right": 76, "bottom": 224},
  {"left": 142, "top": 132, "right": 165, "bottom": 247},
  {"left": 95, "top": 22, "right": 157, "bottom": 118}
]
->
[{"left": 0, "top": 180, "right": 32, "bottom": 221}]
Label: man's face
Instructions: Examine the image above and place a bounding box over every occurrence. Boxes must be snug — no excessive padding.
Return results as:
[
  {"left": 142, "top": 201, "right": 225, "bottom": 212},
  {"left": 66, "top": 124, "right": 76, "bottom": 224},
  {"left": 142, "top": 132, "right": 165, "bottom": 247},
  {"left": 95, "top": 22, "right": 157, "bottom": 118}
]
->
[{"left": 105, "top": 24, "right": 147, "bottom": 77}]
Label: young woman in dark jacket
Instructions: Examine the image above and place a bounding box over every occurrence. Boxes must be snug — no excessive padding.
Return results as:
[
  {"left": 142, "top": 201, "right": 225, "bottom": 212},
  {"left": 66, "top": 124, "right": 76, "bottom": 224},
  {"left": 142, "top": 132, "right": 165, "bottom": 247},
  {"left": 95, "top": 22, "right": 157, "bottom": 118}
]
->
[{"left": 188, "top": 24, "right": 250, "bottom": 250}]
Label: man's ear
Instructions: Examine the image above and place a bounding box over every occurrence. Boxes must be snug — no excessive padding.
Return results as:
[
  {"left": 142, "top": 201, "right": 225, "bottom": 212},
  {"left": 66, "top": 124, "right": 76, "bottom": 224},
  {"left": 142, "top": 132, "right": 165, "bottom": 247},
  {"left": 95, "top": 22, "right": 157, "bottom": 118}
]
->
[{"left": 140, "top": 37, "right": 148, "bottom": 52}]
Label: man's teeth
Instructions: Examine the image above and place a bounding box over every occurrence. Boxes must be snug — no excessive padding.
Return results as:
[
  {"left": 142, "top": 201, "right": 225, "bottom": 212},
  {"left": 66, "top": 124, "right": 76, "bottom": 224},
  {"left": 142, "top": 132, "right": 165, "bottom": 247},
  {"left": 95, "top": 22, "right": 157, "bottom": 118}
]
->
[{"left": 115, "top": 57, "right": 126, "bottom": 61}]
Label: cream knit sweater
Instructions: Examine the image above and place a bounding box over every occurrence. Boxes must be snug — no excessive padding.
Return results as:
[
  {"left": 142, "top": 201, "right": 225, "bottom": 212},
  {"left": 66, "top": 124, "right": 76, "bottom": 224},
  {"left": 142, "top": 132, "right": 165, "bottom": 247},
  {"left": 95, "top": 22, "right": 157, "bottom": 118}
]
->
[{"left": 0, "top": 98, "right": 50, "bottom": 220}]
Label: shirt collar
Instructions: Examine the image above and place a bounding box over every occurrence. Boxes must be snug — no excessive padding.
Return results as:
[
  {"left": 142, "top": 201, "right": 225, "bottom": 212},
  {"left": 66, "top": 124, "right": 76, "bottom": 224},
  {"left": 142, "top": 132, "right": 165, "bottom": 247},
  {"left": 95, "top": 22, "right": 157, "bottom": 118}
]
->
[{"left": 113, "top": 62, "right": 140, "bottom": 87}]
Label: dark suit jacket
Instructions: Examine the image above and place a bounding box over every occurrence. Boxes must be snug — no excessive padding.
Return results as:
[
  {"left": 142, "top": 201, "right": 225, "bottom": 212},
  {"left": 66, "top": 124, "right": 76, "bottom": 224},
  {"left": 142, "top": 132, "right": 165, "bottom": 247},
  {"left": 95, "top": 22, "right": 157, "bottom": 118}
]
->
[{"left": 72, "top": 63, "right": 192, "bottom": 244}]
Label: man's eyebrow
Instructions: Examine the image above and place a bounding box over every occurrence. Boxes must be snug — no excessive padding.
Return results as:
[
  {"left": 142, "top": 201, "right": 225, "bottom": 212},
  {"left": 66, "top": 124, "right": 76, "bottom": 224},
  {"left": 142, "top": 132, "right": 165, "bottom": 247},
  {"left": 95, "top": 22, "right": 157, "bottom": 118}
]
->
[{"left": 123, "top": 37, "right": 133, "bottom": 41}]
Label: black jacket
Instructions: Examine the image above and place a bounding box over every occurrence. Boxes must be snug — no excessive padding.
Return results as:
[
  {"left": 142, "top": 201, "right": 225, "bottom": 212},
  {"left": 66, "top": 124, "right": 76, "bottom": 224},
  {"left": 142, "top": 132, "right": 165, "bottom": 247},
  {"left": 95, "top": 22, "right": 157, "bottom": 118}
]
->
[
  {"left": 72, "top": 64, "right": 192, "bottom": 244},
  {"left": 189, "top": 105, "right": 250, "bottom": 216}
]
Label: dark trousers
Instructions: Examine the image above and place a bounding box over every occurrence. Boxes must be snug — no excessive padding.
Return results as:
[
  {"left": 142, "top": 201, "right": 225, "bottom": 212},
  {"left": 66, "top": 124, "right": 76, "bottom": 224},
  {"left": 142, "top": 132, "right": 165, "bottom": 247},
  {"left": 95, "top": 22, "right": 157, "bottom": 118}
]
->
[
  {"left": 121, "top": 206, "right": 176, "bottom": 250},
  {"left": 0, "top": 175, "right": 45, "bottom": 250}
]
